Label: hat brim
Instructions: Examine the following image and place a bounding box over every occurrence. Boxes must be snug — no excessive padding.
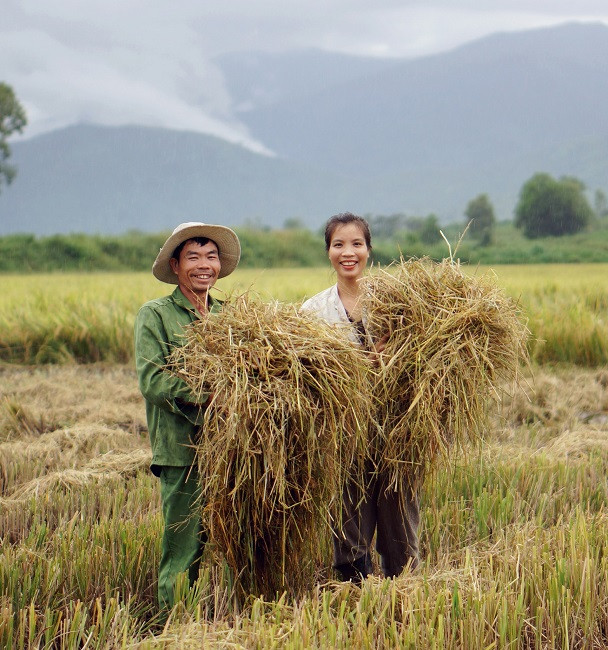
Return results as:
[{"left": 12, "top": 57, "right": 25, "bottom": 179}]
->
[{"left": 152, "top": 223, "right": 241, "bottom": 283}]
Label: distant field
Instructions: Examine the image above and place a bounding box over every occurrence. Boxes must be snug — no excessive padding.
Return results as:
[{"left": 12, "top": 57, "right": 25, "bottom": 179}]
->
[{"left": 0, "top": 263, "right": 607, "bottom": 364}]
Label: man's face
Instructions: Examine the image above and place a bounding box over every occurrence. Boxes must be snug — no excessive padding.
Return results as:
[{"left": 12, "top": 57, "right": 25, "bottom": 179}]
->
[{"left": 170, "top": 239, "right": 221, "bottom": 299}]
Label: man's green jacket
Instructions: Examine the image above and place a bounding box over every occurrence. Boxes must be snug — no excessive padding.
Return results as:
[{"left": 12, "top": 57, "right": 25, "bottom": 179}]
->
[{"left": 134, "top": 286, "right": 219, "bottom": 475}]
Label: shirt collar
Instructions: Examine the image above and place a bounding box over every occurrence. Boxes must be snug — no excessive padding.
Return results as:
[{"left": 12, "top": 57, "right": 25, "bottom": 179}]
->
[{"left": 172, "top": 286, "right": 221, "bottom": 316}]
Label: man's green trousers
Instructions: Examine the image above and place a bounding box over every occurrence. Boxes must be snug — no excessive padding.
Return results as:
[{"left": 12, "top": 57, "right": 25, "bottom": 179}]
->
[{"left": 158, "top": 466, "right": 206, "bottom": 612}]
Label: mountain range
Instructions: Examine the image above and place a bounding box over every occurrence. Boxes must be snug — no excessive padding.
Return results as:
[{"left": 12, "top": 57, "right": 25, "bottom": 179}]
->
[{"left": 1, "top": 21, "right": 607, "bottom": 235}]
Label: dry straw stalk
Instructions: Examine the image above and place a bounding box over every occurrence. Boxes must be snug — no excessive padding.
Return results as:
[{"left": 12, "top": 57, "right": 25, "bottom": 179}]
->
[
  {"left": 361, "top": 257, "right": 529, "bottom": 492},
  {"left": 170, "top": 294, "right": 373, "bottom": 599}
]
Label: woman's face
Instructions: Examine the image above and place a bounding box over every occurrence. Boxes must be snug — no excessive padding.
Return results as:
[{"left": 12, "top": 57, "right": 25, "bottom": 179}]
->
[{"left": 328, "top": 222, "right": 370, "bottom": 281}]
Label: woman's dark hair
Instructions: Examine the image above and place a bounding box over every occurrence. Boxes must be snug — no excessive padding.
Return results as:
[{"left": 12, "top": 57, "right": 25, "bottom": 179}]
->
[
  {"left": 324, "top": 212, "right": 372, "bottom": 251},
  {"left": 171, "top": 236, "right": 215, "bottom": 261}
]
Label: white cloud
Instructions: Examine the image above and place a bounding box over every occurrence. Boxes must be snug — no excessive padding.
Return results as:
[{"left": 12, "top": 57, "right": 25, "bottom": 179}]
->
[
  {"left": 1, "top": 3, "right": 272, "bottom": 152},
  {"left": 306, "top": 6, "right": 594, "bottom": 58},
  {"left": 2, "top": 0, "right": 608, "bottom": 145}
]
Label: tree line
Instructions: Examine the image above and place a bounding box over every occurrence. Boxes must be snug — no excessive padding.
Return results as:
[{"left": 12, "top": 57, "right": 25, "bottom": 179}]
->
[
  {"left": 2, "top": 215, "right": 608, "bottom": 274},
  {"left": 0, "top": 227, "right": 445, "bottom": 273},
  {"left": 465, "top": 175, "right": 605, "bottom": 244},
  {"left": 0, "top": 82, "right": 27, "bottom": 192}
]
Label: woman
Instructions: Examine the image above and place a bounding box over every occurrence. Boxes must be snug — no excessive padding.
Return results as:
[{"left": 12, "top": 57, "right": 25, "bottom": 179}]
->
[{"left": 301, "top": 212, "right": 419, "bottom": 582}]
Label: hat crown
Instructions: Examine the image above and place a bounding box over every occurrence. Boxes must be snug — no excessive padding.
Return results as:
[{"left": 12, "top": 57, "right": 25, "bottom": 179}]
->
[
  {"left": 152, "top": 221, "right": 241, "bottom": 284},
  {"left": 173, "top": 221, "right": 203, "bottom": 234}
]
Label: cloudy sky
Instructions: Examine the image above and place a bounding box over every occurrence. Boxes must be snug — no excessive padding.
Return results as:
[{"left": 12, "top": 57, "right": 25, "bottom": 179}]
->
[{"left": 2, "top": 1, "right": 608, "bottom": 151}]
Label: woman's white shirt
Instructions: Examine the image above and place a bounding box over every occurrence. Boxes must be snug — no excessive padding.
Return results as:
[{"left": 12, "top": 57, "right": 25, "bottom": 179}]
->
[{"left": 301, "top": 284, "right": 361, "bottom": 344}]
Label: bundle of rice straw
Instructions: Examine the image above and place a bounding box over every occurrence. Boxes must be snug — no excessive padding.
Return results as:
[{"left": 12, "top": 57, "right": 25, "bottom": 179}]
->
[
  {"left": 169, "top": 294, "right": 373, "bottom": 598},
  {"left": 361, "top": 257, "right": 529, "bottom": 492}
]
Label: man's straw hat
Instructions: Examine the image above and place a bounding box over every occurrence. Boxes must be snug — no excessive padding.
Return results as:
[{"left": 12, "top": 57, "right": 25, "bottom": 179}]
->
[{"left": 153, "top": 222, "right": 241, "bottom": 283}]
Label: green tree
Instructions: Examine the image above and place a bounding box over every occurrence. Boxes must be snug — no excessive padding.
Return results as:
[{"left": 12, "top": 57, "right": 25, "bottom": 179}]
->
[
  {"left": 514, "top": 173, "right": 593, "bottom": 238},
  {"left": 419, "top": 214, "right": 441, "bottom": 245},
  {"left": 0, "top": 83, "right": 27, "bottom": 192},
  {"left": 367, "top": 213, "right": 409, "bottom": 238},
  {"left": 464, "top": 193, "right": 496, "bottom": 245},
  {"left": 594, "top": 189, "right": 608, "bottom": 220},
  {"left": 283, "top": 217, "right": 306, "bottom": 230}
]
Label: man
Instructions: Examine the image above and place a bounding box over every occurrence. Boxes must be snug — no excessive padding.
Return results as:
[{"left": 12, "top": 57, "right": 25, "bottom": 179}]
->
[{"left": 134, "top": 221, "right": 240, "bottom": 613}]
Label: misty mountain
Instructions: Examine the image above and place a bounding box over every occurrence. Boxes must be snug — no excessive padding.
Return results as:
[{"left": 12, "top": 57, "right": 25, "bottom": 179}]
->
[
  {"left": 237, "top": 22, "right": 608, "bottom": 177},
  {"left": 0, "top": 125, "right": 373, "bottom": 235},
  {"left": 1, "top": 22, "right": 607, "bottom": 235},
  {"left": 214, "top": 49, "right": 398, "bottom": 112}
]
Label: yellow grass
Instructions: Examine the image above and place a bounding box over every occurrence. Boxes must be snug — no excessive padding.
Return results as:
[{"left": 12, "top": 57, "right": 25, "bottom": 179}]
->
[
  {"left": 1, "top": 263, "right": 605, "bottom": 364},
  {"left": 170, "top": 296, "right": 373, "bottom": 598},
  {"left": 362, "top": 259, "right": 528, "bottom": 491}
]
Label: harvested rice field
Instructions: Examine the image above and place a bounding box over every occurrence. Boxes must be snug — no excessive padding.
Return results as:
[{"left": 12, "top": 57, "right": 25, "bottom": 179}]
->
[
  {"left": 1, "top": 264, "right": 608, "bottom": 648},
  {"left": 2, "top": 363, "right": 608, "bottom": 648}
]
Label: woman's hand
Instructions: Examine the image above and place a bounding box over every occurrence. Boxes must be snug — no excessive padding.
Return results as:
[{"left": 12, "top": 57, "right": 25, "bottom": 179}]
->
[
  {"left": 368, "top": 333, "right": 389, "bottom": 365},
  {"left": 373, "top": 334, "right": 389, "bottom": 355}
]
